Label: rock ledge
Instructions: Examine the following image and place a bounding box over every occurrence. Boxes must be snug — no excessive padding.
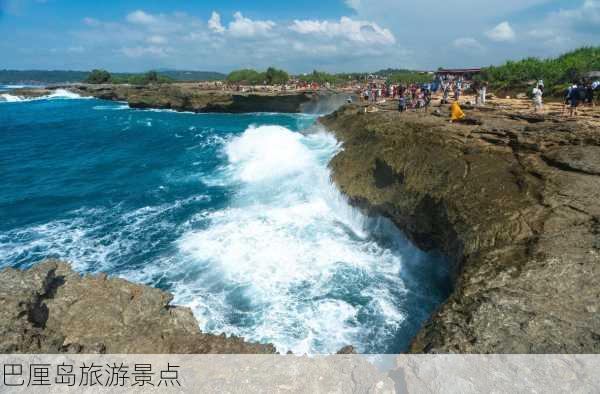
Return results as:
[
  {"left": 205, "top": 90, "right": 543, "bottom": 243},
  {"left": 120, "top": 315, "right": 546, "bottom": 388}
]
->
[{"left": 0, "top": 260, "right": 275, "bottom": 354}]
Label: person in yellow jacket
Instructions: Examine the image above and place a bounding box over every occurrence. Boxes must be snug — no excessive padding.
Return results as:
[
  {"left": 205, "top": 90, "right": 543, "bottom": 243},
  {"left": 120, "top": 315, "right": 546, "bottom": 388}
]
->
[{"left": 450, "top": 100, "right": 465, "bottom": 122}]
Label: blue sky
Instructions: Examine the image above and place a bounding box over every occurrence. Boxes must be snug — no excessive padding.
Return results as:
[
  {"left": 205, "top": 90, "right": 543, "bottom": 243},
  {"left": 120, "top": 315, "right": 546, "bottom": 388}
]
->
[{"left": 0, "top": 0, "right": 598, "bottom": 73}]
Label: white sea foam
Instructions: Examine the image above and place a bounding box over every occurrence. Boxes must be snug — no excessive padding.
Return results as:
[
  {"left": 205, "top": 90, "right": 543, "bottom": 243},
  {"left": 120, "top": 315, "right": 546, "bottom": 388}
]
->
[
  {"left": 124, "top": 124, "right": 430, "bottom": 354},
  {"left": 0, "top": 195, "right": 210, "bottom": 273},
  {"left": 0, "top": 88, "right": 86, "bottom": 103},
  {"left": 0, "top": 93, "right": 26, "bottom": 102},
  {"left": 93, "top": 104, "right": 130, "bottom": 111},
  {"left": 0, "top": 115, "right": 445, "bottom": 354}
]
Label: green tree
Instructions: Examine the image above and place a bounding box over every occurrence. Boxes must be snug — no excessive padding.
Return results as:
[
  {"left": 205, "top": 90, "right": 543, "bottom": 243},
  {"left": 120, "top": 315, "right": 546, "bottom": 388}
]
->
[
  {"left": 481, "top": 46, "right": 600, "bottom": 95},
  {"left": 265, "top": 67, "right": 289, "bottom": 85},
  {"left": 86, "top": 69, "right": 111, "bottom": 84},
  {"left": 145, "top": 70, "right": 159, "bottom": 84},
  {"left": 226, "top": 69, "right": 266, "bottom": 85}
]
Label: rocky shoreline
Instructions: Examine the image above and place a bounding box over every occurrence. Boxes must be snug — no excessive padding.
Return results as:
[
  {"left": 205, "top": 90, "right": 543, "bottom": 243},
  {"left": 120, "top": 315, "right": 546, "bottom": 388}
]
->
[
  {"left": 3, "top": 88, "right": 599, "bottom": 354},
  {"left": 320, "top": 104, "right": 600, "bottom": 353},
  {"left": 0, "top": 260, "right": 275, "bottom": 353},
  {"left": 7, "top": 84, "right": 351, "bottom": 114}
]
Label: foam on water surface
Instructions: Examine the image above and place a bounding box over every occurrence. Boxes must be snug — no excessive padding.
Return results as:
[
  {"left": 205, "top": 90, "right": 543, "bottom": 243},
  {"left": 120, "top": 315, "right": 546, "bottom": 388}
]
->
[
  {"left": 0, "top": 98, "right": 450, "bottom": 354},
  {"left": 0, "top": 88, "right": 86, "bottom": 103}
]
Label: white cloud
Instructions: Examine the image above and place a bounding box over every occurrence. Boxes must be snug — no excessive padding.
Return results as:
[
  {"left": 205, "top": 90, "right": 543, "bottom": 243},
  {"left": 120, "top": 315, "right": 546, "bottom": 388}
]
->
[
  {"left": 556, "top": 0, "right": 600, "bottom": 23},
  {"left": 83, "top": 17, "right": 100, "bottom": 26},
  {"left": 147, "top": 35, "right": 167, "bottom": 45},
  {"left": 452, "top": 37, "right": 485, "bottom": 51},
  {"left": 208, "top": 11, "right": 226, "bottom": 33},
  {"left": 528, "top": 29, "right": 555, "bottom": 39},
  {"left": 120, "top": 46, "right": 171, "bottom": 58},
  {"left": 228, "top": 12, "right": 275, "bottom": 37},
  {"left": 126, "top": 10, "right": 157, "bottom": 25},
  {"left": 486, "top": 21, "right": 516, "bottom": 42},
  {"left": 290, "top": 17, "right": 395, "bottom": 45},
  {"left": 345, "top": 0, "right": 361, "bottom": 10}
]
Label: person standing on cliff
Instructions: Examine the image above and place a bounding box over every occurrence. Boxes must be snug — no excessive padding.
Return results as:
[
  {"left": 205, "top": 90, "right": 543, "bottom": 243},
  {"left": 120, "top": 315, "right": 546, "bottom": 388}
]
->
[
  {"left": 398, "top": 94, "right": 406, "bottom": 112},
  {"left": 566, "top": 83, "right": 580, "bottom": 117},
  {"left": 532, "top": 84, "right": 544, "bottom": 114},
  {"left": 480, "top": 82, "right": 487, "bottom": 106}
]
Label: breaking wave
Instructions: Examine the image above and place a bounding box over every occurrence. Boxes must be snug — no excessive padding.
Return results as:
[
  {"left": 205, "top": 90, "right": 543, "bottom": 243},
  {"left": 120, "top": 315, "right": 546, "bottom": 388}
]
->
[
  {"left": 0, "top": 99, "right": 449, "bottom": 354},
  {"left": 0, "top": 89, "right": 85, "bottom": 103}
]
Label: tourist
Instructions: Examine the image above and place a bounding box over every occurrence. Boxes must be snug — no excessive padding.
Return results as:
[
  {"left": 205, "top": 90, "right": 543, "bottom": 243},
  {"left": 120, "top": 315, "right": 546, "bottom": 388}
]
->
[
  {"left": 567, "top": 83, "right": 579, "bottom": 117},
  {"left": 423, "top": 89, "right": 432, "bottom": 112},
  {"left": 472, "top": 79, "right": 481, "bottom": 106},
  {"left": 480, "top": 82, "right": 487, "bottom": 106},
  {"left": 442, "top": 84, "right": 450, "bottom": 104},
  {"left": 454, "top": 81, "right": 462, "bottom": 102},
  {"left": 398, "top": 94, "right": 406, "bottom": 112},
  {"left": 450, "top": 100, "right": 465, "bottom": 123},
  {"left": 585, "top": 83, "right": 595, "bottom": 108},
  {"left": 417, "top": 91, "right": 425, "bottom": 111},
  {"left": 532, "top": 84, "right": 543, "bottom": 114}
]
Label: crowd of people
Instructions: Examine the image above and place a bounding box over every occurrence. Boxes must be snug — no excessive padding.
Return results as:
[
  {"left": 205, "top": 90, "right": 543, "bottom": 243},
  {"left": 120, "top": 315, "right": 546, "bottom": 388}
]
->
[
  {"left": 361, "top": 83, "right": 434, "bottom": 111},
  {"left": 561, "top": 81, "right": 597, "bottom": 117},
  {"left": 358, "top": 73, "right": 599, "bottom": 120},
  {"left": 527, "top": 79, "right": 598, "bottom": 117}
]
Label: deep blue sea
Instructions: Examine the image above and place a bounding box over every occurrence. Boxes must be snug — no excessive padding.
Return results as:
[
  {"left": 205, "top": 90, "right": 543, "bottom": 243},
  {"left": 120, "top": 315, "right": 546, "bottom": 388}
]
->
[{"left": 0, "top": 88, "right": 450, "bottom": 354}]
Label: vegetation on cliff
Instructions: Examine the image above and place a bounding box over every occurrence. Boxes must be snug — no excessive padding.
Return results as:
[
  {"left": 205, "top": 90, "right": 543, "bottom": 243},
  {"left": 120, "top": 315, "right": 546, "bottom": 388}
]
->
[
  {"left": 480, "top": 46, "right": 600, "bottom": 95},
  {"left": 226, "top": 67, "right": 290, "bottom": 85},
  {"left": 0, "top": 69, "right": 224, "bottom": 84},
  {"left": 85, "top": 69, "right": 173, "bottom": 84},
  {"left": 385, "top": 70, "right": 434, "bottom": 84}
]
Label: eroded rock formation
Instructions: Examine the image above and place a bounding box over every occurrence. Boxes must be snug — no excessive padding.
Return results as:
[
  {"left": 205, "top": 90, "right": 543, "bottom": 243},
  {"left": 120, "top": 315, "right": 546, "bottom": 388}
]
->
[
  {"left": 321, "top": 105, "right": 600, "bottom": 353},
  {"left": 0, "top": 260, "right": 275, "bottom": 354}
]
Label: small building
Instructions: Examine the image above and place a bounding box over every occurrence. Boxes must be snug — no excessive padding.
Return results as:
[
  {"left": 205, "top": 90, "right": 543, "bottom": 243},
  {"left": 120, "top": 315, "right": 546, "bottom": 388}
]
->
[
  {"left": 436, "top": 68, "right": 482, "bottom": 80},
  {"left": 585, "top": 71, "right": 600, "bottom": 79}
]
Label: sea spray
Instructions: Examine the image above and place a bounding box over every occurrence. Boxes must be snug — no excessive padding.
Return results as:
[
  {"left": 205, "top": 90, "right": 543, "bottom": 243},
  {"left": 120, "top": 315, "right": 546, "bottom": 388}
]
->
[
  {"left": 0, "top": 88, "right": 85, "bottom": 103},
  {"left": 165, "top": 124, "right": 448, "bottom": 354},
  {"left": 0, "top": 98, "right": 449, "bottom": 354}
]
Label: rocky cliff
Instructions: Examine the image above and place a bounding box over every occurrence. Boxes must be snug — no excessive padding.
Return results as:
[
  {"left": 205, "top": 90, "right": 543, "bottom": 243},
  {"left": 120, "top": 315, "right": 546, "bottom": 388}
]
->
[
  {"left": 9, "top": 84, "right": 350, "bottom": 114},
  {"left": 0, "top": 260, "right": 275, "bottom": 354},
  {"left": 320, "top": 105, "right": 600, "bottom": 353}
]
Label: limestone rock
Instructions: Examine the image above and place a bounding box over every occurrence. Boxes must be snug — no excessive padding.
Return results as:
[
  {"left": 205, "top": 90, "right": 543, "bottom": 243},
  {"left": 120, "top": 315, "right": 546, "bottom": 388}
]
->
[
  {"left": 0, "top": 260, "right": 275, "bottom": 354},
  {"left": 320, "top": 105, "right": 600, "bottom": 353}
]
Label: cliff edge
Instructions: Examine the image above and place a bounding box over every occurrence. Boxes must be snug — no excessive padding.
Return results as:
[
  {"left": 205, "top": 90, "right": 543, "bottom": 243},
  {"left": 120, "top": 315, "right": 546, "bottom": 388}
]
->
[
  {"left": 0, "top": 260, "right": 275, "bottom": 354},
  {"left": 320, "top": 105, "right": 600, "bottom": 353},
  {"left": 8, "top": 84, "right": 350, "bottom": 114}
]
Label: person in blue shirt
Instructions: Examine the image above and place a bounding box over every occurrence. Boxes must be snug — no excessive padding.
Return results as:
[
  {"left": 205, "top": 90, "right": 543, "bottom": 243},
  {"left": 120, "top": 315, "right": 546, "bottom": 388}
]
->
[{"left": 398, "top": 94, "right": 406, "bottom": 112}]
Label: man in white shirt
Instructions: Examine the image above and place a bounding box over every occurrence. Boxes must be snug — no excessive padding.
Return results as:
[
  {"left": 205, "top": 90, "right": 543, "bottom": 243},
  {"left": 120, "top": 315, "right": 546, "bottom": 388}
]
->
[{"left": 532, "top": 84, "right": 543, "bottom": 114}]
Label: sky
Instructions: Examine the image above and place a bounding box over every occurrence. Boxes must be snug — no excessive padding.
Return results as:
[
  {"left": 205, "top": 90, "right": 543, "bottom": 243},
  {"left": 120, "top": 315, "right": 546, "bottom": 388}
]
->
[{"left": 0, "top": 0, "right": 599, "bottom": 73}]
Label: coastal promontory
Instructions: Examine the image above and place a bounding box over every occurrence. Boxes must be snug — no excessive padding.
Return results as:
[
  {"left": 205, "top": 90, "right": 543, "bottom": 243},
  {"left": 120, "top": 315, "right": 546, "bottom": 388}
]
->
[{"left": 321, "top": 104, "right": 600, "bottom": 353}]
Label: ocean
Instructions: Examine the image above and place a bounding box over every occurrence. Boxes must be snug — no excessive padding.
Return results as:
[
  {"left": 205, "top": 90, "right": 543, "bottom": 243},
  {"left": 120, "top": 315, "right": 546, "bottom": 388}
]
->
[{"left": 0, "top": 89, "right": 450, "bottom": 354}]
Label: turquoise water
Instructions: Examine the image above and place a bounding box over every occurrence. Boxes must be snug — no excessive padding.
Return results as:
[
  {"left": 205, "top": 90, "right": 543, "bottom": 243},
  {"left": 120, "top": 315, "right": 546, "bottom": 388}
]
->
[{"left": 0, "top": 90, "right": 450, "bottom": 354}]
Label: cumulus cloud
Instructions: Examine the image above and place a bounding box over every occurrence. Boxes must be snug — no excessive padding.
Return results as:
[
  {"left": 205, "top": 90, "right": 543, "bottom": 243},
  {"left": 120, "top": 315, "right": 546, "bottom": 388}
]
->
[
  {"left": 147, "top": 35, "right": 167, "bottom": 45},
  {"left": 556, "top": 0, "right": 600, "bottom": 22},
  {"left": 290, "top": 17, "right": 395, "bottom": 45},
  {"left": 208, "top": 11, "right": 225, "bottom": 33},
  {"left": 345, "top": 0, "right": 361, "bottom": 10},
  {"left": 485, "top": 21, "right": 516, "bottom": 42},
  {"left": 120, "top": 45, "right": 171, "bottom": 58},
  {"left": 66, "top": 9, "right": 403, "bottom": 71},
  {"left": 228, "top": 12, "right": 275, "bottom": 37},
  {"left": 126, "top": 10, "right": 156, "bottom": 25},
  {"left": 452, "top": 37, "right": 485, "bottom": 51}
]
